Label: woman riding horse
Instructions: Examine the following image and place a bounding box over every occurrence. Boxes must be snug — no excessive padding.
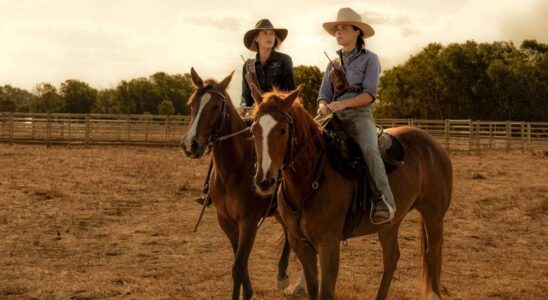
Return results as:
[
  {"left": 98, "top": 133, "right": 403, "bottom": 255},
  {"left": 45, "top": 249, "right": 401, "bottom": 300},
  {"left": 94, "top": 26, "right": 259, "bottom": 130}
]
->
[
  {"left": 317, "top": 8, "right": 396, "bottom": 225},
  {"left": 239, "top": 19, "right": 296, "bottom": 115},
  {"left": 194, "top": 19, "right": 295, "bottom": 205}
]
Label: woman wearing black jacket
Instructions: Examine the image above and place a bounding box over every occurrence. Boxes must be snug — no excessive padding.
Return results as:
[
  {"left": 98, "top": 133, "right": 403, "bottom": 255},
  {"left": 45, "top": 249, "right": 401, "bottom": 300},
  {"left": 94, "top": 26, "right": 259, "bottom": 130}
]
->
[{"left": 239, "top": 19, "right": 295, "bottom": 114}]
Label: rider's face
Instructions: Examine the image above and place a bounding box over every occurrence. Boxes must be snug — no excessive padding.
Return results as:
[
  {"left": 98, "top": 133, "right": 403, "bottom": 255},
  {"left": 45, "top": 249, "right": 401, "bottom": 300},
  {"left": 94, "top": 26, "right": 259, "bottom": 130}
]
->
[
  {"left": 335, "top": 24, "right": 359, "bottom": 47},
  {"left": 255, "top": 30, "right": 276, "bottom": 50}
]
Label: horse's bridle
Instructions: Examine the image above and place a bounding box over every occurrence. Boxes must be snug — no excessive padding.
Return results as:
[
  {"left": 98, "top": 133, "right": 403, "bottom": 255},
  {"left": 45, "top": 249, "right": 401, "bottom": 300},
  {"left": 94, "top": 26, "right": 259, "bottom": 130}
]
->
[
  {"left": 254, "top": 108, "right": 326, "bottom": 251},
  {"left": 254, "top": 108, "right": 327, "bottom": 175},
  {"left": 191, "top": 82, "right": 251, "bottom": 156},
  {"left": 254, "top": 109, "right": 299, "bottom": 172}
]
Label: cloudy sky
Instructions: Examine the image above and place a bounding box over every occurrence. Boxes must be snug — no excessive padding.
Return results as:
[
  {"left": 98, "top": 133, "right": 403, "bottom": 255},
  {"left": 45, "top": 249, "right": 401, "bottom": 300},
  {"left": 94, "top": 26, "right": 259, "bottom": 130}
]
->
[{"left": 0, "top": 0, "right": 546, "bottom": 101}]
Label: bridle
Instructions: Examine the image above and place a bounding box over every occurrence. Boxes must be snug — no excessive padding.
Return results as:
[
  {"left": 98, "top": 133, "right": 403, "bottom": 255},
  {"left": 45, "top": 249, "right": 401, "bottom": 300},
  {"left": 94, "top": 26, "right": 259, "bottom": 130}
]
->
[
  {"left": 189, "top": 82, "right": 251, "bottom": 156},
  {"left": 253, "top": 108, "right": 326, "bottom": 174}
]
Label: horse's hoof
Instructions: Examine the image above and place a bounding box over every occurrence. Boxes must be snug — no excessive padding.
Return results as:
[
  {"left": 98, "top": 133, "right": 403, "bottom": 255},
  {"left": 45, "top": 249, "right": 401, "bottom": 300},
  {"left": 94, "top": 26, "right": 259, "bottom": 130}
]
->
[
  {"left": 284, "top": 284, "right": 307, "bottom": 299},
  {"left": 277, "top": 275, "right": 290, "bottom": 291}
]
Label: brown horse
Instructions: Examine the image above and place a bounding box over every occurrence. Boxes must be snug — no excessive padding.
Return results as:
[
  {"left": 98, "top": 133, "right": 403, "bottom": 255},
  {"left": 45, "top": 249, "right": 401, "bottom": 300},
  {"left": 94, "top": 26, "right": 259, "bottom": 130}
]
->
[
  {"left": 180, "top": 68, "right": 294, "bottom": 299},
  {"left": 249, "top": 85, "right": 452, "bottom": 300}
]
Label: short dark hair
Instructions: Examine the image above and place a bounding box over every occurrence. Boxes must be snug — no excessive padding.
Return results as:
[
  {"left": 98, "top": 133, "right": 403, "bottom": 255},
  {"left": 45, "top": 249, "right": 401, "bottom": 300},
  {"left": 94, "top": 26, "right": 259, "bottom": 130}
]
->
[{"left": 352, "top": 25, "right": 365, "bottom": 49}]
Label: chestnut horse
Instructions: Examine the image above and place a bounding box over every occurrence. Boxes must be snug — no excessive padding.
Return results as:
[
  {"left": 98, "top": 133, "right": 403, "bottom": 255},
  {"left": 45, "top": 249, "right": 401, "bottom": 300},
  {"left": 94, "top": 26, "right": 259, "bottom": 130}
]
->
[
  {"left": 181, "top": 68, "right": 293, "bottom": 299},
  {"left": 249, "top": 85, "right": 452, "bottom": 300}
]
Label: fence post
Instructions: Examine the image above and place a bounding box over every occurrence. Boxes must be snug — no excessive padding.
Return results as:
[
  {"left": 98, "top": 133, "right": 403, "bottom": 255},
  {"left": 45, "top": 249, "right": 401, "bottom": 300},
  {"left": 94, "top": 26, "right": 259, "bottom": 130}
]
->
[
  {"left": 527, "top": 123, "right": 532, "bottom": 151},
  {"left": 85, "top": 114, "right": 90, "bottom": 145},
  {"left": 145, "top": 116, "right": 149, "bottom": 143},
  {"left": 164, "top": 115, "right": 169, "bottom": 146},
  {"left": 505, "top": 121, "right": 511, "bottom": 152},
  {"left": 488, "top": 123, "right": 493, "bottom": 149},
  {"left": 47, "top": 112, "right": 51, "bottom": 147},
  {"left": 126, "top": 114, "right": 130, "bottom": 145},
  {"left": 444, "top": 119, "right": 449, "bottom": 150},
  {"left": 8, "top": 112, "right": 14, "bottom": 145},
  {"left": 520, "top": 121, "right": 525, "bottom": 152},
  {"left": 468, "top": 119, "right": 473, "bottom": 155},
  {"left": 475, "top": 120, "right": 481, "bottom": 152},
  {"left": 67, "top": 114, "right": 71, "bottom": 143}
]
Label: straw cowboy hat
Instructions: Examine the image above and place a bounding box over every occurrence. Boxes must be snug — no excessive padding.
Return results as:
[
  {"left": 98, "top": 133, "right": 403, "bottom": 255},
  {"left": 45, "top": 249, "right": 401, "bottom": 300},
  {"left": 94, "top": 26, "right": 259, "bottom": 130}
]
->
[
  {"left": 322, "top": 7, "right": 375, "bottom": 38},
  {"left": 243, "top": 19, "right": 288, "bottom": 50}
]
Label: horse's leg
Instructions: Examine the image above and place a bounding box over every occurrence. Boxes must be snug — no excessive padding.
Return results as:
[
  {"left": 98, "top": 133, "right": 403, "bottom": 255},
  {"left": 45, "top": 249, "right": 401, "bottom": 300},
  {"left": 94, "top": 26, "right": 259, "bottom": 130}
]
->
[
  {"left": 232, "top": 219, "right": 259, "bottom": 300},
  {"left": 374, "top": 222, "right": 402, "bottom": 300},
  {"left": 416, "top": 197, "right": 448, "bottom": 300},
  {"left": 318, "top": 238, "right": 341, "bottom": 300},
  {"left": 217, "top": 215, "right": 246, "bottom": 299},
  {"left": 274, "top": 214, "right": 291, "bottom": 291},
  {"left": 288, "top": 234, "right": 319, "bottom": 300}
]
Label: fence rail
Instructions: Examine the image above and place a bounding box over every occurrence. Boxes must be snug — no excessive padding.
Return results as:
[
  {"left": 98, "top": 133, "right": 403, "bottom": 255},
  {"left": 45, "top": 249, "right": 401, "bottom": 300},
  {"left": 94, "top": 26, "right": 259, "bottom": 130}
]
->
[{"left": 1, "top": 113, "right": 547, "bottom": 152}]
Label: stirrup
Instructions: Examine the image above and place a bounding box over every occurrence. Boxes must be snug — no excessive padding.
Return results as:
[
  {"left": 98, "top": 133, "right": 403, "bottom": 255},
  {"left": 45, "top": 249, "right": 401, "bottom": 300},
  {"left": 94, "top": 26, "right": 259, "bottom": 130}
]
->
[
  {"left": 194, "top": 195, "right": 212, "bottom": 207},
  {"left": 370, "top": 194, "right": 395, "bottom": 225}
]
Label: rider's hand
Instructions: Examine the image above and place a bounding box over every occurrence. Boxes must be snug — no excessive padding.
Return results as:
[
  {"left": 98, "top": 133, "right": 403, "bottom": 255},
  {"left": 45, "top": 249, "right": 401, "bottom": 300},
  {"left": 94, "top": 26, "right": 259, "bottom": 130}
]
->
[
  {"left": 317, "top": 100, "right": 330, "bottom": 116},
  {"left": 237, "top": 106, "right": 246, "bottom": 117},
  {"left": 327, "top": 101, "right": 347, "bottom": 113}
]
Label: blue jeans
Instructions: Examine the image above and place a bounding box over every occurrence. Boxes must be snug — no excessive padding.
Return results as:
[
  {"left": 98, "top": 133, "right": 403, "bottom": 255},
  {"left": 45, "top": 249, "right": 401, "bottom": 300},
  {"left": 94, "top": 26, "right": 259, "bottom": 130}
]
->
[{"left": 335, "top": 106, "right": 396, "bottom": 211}]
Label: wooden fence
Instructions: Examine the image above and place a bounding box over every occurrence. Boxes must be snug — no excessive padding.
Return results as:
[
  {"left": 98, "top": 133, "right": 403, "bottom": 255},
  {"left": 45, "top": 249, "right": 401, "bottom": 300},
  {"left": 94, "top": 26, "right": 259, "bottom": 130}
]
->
[{"left": 1, "top": 113, "right": 547, "bottom": 152}]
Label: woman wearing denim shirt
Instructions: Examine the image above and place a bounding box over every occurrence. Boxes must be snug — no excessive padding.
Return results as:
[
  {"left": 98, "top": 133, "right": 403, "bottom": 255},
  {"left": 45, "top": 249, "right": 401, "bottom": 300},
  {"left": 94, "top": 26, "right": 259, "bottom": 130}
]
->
[{"left": 317, "top": 7, "right": 396, "bottom": 224}]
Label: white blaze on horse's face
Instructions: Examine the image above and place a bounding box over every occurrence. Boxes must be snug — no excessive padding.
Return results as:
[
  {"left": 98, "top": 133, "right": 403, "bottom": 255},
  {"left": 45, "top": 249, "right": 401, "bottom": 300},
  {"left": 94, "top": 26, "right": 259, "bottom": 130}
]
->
[
  {"left": 258, "top": 114, "right": 277, "bottom": 180},
  {"left": 183, "top": 92, "right": 211, "bottom": 148}
]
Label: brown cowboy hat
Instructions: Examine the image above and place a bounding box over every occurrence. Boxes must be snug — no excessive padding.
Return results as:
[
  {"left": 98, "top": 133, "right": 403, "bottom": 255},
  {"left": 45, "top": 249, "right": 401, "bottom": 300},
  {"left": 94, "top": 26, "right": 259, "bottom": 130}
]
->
[
  {"left": 322, "top": 7, "right": 375, "bottom": 38},
  {"left": 243, "top": 19, "right": 288, "bottom": 50}
]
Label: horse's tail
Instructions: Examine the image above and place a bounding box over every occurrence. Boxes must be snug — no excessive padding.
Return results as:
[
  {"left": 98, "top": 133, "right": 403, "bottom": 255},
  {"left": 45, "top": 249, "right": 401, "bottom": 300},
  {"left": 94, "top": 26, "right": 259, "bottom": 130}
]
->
[{"left": 419, "top": 217, "right": 443, "bottom": 300}]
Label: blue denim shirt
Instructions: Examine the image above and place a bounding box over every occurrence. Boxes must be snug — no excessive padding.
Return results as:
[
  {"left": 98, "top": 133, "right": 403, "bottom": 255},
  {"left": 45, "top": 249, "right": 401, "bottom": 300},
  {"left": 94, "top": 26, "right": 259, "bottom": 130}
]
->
[{"left": 317, "top": 48, "right": 381, "bottom": 103}]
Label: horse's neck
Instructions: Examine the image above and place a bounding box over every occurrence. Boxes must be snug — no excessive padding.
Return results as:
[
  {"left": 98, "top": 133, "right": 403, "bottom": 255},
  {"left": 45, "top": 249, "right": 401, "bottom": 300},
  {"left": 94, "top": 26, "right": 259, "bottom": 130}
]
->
[
  {"left": 211, "top": 102, "right": 252, "bottom": 181},
  {"left": 283, "top": 116, "right": 325, "bottom": 206}
]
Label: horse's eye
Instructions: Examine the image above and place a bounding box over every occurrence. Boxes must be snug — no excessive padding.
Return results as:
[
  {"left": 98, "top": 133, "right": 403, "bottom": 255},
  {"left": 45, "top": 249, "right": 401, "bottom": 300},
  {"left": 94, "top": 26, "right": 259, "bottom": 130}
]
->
[
  {"left": 280, "top": 128, "right": 286, "bottom": 135},
  {"left": 212, "top": 105, "right": 219, "bottom": 110}
]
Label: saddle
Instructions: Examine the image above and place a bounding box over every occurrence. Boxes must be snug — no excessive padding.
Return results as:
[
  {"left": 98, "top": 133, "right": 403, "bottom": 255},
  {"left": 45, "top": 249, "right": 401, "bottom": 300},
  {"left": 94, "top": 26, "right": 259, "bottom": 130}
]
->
[{"left": 321, "top": 115, "right": 405, "bottom": 239}]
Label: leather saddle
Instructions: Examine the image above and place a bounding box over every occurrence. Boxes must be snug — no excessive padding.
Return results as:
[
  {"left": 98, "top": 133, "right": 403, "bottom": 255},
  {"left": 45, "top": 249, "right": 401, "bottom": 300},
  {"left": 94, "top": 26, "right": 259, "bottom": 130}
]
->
[{"left": 321, "top": 114, "right": 405, "bottom": 238}]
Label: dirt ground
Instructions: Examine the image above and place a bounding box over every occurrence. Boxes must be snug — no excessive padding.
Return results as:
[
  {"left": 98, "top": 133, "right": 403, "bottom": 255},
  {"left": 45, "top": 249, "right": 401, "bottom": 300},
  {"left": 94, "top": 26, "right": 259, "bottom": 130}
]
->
[{"left": 0, "top": 144, "right": 546, "bottom": 299}]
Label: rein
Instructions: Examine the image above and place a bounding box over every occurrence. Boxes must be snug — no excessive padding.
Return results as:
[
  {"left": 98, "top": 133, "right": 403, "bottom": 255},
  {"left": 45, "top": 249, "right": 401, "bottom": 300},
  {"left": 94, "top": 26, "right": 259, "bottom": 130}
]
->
[
  {"left": 196, "top": 83, "right": 251, "bottom": 156},
  {"left": 254, "top": 108, "right": 328, "bottom": 250}
]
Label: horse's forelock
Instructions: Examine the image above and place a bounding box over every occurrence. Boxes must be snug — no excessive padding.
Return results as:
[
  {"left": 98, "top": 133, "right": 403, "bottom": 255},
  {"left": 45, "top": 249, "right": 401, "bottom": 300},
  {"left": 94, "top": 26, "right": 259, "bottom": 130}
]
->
[
  {"left": 253, "top": 90, "right": 320, "bottom": 146},
  {"left": 187, "top": 78, "right": 221, "bottom": 105}
]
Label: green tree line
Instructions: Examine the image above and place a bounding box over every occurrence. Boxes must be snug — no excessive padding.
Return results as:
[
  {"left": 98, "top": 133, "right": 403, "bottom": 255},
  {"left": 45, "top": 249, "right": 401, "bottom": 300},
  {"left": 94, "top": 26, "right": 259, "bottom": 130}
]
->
[
  {"left": 0, "top": 72, "right": 195, "bottom": 115},
  {"left": 1, "top": 40, "right": 546, "bottom": 121},
  {"left": 376, "top": 39, "right": 547, "bottom": 121}
]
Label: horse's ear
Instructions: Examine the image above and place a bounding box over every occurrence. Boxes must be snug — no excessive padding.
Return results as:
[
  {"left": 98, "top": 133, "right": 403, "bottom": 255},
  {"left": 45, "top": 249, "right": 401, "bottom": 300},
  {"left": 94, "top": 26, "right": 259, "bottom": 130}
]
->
[
  {"left": 282, "top": 84, "right": 303, "bottom": 110},
  {"left": 217, "top": 70, "right": 235, "bottom": 91},
  {"left": 190, "top": 67, "right": 203, "bottom": 87},
  {"left": 250, "top": 83, "right": 263, "bottom": 105}
]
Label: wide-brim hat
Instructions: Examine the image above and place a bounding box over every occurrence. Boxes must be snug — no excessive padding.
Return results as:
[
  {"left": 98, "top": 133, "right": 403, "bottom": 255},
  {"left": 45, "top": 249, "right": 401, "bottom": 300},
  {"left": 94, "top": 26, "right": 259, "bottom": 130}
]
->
[
  {"left": 322, "top": 7, "right": 375, "bottom": 38},
  {"left": 243, "top": 19, "right": 288, "bottom": 50}
]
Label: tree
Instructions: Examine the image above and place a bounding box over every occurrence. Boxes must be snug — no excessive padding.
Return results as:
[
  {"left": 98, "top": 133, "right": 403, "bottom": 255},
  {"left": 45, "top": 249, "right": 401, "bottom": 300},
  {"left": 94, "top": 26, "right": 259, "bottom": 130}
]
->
[
  {"left": 93, "top": 89, "right": 118, "bottom": 114},
  {"left": 60, "top": 79, "right": 98, "bottom": 113},
  {"left": 293, "top": 65, "right": 324, "bottom": 114},
  {"left": 377, "top": 40, "right": 548, "bottom": 121},
  {"left": 32, "top": 83, "right": 63, "bottom": 113},
  {"left": 158, "top": 99, "right": 175, "bottom": 115}
]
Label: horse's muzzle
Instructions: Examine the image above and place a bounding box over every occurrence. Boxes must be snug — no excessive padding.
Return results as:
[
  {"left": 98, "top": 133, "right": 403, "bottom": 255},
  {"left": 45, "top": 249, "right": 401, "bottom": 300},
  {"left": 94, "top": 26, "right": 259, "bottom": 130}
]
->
[
  {"left": 254, "top": 175, "right": 276, "bottom": 195},
  {"left": 181, "top": 137, "right": 205, "bottom": 158}
]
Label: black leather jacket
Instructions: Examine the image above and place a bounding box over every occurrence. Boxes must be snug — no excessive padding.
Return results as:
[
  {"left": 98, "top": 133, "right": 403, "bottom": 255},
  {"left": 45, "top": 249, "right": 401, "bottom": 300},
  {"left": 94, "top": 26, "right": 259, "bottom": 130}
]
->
[{"left": 241, "top": 51, "right": 296, "bottom": 107}]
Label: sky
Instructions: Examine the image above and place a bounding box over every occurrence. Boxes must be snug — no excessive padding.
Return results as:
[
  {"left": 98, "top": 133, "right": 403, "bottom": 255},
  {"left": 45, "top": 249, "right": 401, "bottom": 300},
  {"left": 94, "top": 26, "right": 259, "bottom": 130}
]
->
[{"left": 0, "top": 0, "right": 546, "bottom": 101}]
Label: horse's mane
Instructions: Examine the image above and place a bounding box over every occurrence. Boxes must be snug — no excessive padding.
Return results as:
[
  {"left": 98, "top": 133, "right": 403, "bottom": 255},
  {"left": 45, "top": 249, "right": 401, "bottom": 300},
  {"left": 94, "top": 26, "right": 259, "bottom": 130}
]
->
[{"left": 253, "top": 88, "right": 322, "bottom": 146}]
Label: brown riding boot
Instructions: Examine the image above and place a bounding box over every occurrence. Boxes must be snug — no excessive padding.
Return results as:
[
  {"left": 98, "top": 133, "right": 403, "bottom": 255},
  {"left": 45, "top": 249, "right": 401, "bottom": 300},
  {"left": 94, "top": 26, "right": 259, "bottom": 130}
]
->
[{"left": 370, "top": 194, "right": 395, "bottom": 225}]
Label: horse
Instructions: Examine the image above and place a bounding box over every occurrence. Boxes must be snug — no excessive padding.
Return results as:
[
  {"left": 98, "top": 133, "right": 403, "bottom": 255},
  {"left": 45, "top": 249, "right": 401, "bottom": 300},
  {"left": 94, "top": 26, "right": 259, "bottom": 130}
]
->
[
  {"left": 180, "top": 68, "right": 294, "bottom": 299},
  {"left": 248, "top": 84, "right": 453, "bottom": 300}
]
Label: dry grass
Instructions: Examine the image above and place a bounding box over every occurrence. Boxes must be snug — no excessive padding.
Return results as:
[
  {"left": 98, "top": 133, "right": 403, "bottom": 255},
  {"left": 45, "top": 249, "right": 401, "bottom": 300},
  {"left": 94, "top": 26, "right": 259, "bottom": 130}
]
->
[{"left": 0, "top": 145, "right": 546, "bottom": 299}]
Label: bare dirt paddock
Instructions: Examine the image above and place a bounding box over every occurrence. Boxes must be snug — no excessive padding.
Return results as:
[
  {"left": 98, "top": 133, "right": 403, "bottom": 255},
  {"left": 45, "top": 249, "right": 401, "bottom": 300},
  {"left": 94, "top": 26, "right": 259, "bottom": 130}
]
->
[{"left": 0, "top": 144, "right": 546, "bottom": 299}]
